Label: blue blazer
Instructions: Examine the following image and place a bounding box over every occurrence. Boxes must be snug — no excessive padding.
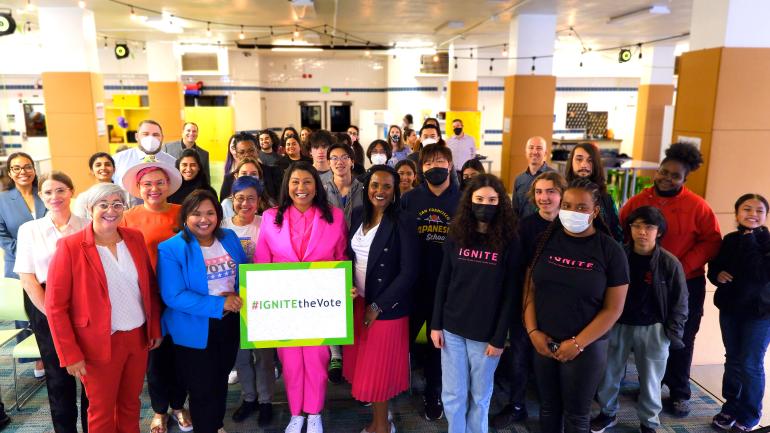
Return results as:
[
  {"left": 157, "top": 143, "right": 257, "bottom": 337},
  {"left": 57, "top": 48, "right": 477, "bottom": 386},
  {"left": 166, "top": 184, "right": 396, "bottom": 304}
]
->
[
  {"left": 348, "top": 207, "right": 418, "bottom": 320},
  {"left": 0, "top": 188, "right": 45, "bottom": 278},
  {"left": 157, "top": 227, "right": 247, "bottom": 349}
]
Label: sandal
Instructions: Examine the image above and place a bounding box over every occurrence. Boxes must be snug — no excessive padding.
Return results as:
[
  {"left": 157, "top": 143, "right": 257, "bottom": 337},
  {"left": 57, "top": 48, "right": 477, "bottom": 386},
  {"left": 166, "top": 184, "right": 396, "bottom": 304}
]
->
[
  {"left": 149, "top": 414, "right": 167, "bottom": 433},
  {"left": 172, "top": 409, "right": 194, "bottom": 432}
]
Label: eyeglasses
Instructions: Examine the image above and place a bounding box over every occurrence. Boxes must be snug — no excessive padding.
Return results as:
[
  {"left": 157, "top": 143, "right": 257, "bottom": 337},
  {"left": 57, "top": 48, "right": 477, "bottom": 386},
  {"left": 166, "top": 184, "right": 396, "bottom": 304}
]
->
[
  {"left": 329, "top": 155, "right": 351, "bottom": 162},
  {"left": 9, "top": 164, "right": 34, "bottom": 174},
  {"left": 234, "top": 196, "right": 258, "bottom": 204},
  {"left": 140, "top": 180, "right": 168, "bottom": 189},
  {"left": 657, "top": 168, "right": 684, "bottom": 181},
  {"left": 41, "top": 187, "right": 70, "bottom": 198},
  {"left": 94, "top": 201, "right": 125, "bottom": 211}
]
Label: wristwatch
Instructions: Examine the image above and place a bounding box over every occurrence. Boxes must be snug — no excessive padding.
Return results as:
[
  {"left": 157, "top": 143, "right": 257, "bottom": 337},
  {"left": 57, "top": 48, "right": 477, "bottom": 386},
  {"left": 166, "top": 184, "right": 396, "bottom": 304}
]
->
[{"left": 368, "top": 303, "right": 383, "bottom": 314}]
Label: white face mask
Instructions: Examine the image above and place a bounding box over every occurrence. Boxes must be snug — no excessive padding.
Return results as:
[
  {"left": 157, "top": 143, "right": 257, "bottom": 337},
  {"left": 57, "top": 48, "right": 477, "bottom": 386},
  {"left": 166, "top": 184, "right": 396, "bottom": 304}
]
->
[
  {"left": 371, "top": 154, "right": 388, "bottom": 165},
  {"left": 139, "top": 136, "right": 162, "bottom": 154},
  {"left": 421, "top": 137, "right": 438, "bottom": 146},
  {"left": 559, "top": 209, "right": 592, "bottom": 234}
]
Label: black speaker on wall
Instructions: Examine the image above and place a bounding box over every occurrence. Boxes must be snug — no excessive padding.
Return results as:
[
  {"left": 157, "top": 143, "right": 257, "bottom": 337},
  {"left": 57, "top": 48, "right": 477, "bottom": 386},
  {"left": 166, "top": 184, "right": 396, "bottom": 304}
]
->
[
  {"left": 0, "top": 12, "right": 17, "bottom": 37},
  {"left": 115, "top": 43, "right": 130, "bottom": 60}
]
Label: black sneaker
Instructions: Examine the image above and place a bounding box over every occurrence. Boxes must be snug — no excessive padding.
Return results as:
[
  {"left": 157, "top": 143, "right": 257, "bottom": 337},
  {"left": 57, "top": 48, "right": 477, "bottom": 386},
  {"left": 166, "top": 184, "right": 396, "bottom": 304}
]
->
[
  {"left": 257, "top": 403, "right": 273, "bottom": 427},
  {"left": 424, "top": 396, "right": 444, "bottom": 421},
  {"left": 0, "top": 413, "right": 10, "bottom": 432},
  {"left": 640, "top": 424, "right": 656, "bottom": 433},
  {"left": 328, "top": 358, "right": 343, "bottom": 384},
  {"left": 231, "top": 400, "right": 257, "bottom": 423},
  {"left": 713, "top": 412, "right": 736, "bottom": 430},
  {"left": 664, "top": 398, "right": 690, "bottom": 417},
  {"left": 491, "top": 404, "right": 528, "bottom": 429},
  {"left": 590, "top": 413, "right": 618, "bottom": 433}
]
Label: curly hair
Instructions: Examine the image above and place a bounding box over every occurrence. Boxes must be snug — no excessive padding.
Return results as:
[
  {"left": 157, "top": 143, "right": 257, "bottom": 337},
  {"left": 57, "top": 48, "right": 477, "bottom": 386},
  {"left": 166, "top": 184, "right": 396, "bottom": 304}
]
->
[
  {"left": 565, "top": 142, "right": 607, "bottom": 194},
  {"left": 448, "top": 174, "right": 517, "bottom": 252},
  {"left": 662, "top": 142, "right": 703, "bottom": 174}
]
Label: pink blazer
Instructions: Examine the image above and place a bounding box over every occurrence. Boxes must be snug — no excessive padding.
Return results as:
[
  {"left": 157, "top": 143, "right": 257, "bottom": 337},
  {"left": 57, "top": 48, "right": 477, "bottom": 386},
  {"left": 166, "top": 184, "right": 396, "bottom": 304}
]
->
[{"left": 255, "top": 206, "right": 348, "bottom": 264}]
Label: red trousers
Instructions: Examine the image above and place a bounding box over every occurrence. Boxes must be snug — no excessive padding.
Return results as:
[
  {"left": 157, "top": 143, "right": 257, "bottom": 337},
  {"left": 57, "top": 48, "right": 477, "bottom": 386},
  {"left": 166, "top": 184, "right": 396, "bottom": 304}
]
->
[{"left": 81, "top": 326, "right": 149, "bottom": 433}]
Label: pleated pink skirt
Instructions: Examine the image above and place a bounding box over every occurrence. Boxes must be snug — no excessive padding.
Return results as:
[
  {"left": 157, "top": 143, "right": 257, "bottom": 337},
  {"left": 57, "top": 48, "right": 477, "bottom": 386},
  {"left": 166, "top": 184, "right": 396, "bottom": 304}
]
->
[{"left": 343, "top": 297, "right": 410, "bottom": 402}]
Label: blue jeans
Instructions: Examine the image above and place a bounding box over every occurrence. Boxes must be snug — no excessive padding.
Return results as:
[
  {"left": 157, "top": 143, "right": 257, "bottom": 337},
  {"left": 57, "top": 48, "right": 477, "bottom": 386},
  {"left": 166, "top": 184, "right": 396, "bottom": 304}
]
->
[
  {"left": 441, "top": 330, "right": 501, "bottom": 433},
  {"left": 720, "top": 311, "right": 770, "bottom": 427},
  {"left": 596, "top": 323, "right": 670, "bottom": 427}
]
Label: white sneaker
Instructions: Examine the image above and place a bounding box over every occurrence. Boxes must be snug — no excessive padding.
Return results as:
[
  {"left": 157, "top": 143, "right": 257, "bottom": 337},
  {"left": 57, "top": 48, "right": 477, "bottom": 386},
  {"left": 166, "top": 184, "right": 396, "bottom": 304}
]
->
[
  {"left": 307, "top": 414, "right": 323, "bottom": 433},
  {"left": 285, "top": 415, "right": 305, "bottom": 433},
  {"left": 217, "top": 429, "right": 227, "bottom": 433},
  {"left": 34, "top": 368, "right": 46, "bottom": 379},
  {"left": 227, "top": 370, "right": 239, "bottom": 384}
]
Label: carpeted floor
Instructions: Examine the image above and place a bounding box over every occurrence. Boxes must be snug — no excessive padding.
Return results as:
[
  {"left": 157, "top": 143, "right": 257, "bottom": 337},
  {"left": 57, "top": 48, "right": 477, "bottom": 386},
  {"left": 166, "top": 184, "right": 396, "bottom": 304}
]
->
[{"left": 1, "top": 342, "right": 724, "bottom": 433}]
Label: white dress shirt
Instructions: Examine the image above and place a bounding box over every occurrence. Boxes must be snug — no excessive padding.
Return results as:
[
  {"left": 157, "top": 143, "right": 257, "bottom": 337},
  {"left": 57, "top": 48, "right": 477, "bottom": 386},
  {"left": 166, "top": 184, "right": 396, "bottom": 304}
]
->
[
  {"left": 96, "top": 241, "right": 146, "bottom": 333},
  {"left": 14, "top": 213, "right": 87, "bottom": 283},
  {"left": 112, "top": 147, "right": 176, "bottom": 185},
  {"left": 446, "top": 134, "right": 477, "bottom": 170}
]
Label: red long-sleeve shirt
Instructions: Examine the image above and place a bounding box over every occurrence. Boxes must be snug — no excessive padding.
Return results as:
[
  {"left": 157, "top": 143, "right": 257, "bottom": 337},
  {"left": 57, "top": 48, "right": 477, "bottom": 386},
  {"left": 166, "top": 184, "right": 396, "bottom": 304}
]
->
[{"left": 620, "top": 186, "right": 722, "bottom": 280}]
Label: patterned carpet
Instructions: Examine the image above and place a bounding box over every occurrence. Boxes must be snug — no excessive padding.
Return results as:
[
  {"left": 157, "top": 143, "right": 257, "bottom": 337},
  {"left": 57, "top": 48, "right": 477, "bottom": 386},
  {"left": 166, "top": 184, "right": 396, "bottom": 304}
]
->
[{"left": 1, "top": 342, "right": 724, "bottom": 433}]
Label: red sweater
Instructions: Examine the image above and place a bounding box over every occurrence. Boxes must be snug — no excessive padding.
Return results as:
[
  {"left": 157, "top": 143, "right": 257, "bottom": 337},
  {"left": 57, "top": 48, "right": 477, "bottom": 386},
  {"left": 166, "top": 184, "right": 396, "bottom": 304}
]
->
[{"left": 620, "top": 186, "right": 721, "bottom": 279}]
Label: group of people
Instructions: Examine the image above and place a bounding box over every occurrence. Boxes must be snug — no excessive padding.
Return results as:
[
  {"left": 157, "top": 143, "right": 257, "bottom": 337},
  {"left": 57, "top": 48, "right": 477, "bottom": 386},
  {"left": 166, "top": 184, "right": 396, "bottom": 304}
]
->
[{"left": 0, "top": 115, "right": 765, "bottom": 433}]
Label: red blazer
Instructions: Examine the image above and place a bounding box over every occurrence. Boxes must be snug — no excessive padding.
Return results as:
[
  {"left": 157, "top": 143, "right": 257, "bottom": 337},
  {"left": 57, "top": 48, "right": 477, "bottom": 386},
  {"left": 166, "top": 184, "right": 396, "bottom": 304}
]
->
[{"left": 45, "top": 224, "right": 162, "bottom": 367}]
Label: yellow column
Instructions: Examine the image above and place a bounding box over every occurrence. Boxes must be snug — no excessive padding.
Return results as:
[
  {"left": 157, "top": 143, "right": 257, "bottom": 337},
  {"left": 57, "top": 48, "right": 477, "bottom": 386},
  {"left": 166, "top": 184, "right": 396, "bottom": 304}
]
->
[
  {"left": 146, "top": 42, "right": 183, "bottom": 141},
  {"left": 447, "top": 82, "right": 478, "bottom": 111},
  {"left": 499, "top": 13, "right": 557, "bottom": 190},
  {"left": 632, "top": 45, "right": 675, "bottom": 163},
  {"left": 148, "top": 82, "right": 184, "bottom": 142},
  {"left": 500, "top": 75, "right": 556, "bottom": 189},
  {"left": 38, "top": 7, "right": 106, "bottom": 193}
]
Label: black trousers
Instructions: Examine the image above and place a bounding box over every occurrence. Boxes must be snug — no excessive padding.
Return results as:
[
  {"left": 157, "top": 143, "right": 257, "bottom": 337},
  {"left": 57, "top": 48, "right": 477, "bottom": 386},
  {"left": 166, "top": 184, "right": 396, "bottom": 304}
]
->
[
  {"left": 147, "top": 335, "right": 188, "bottom": 414},
  {"left": 175, "top": 313, "right": 239, "bottom": 433},
  {"left": 493, "top": 321, "right": 532, "bottom": 407},
  {"left": 663, "top": 276, "right": 706, "bottom": 401},
  {"left": 24, "top": 293, "right": 89, "bottom": 433},
  {"left": 409, "top": 301, "right": 442, "bottom": 399},
  {"left": 533, "top": 339, "right": 608, "bottom": 433}
]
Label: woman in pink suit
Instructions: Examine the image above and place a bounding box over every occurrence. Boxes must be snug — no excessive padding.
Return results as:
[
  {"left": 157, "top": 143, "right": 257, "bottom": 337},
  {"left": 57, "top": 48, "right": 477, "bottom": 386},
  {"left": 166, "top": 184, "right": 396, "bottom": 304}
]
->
[{"left": 254, "top": 161, "right": 348, "bottom": 433}]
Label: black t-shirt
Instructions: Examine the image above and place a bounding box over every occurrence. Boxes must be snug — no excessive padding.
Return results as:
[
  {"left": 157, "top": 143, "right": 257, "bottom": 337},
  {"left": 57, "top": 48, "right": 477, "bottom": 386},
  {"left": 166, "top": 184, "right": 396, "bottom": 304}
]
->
[
  {"left": 619, "top": 251, "right": 661, "bottom": 326},
  {"left": 532, "top": 229, "right": 629, "bottom": 341},
  {"left": 518, "top": 212, "right": 553, "bottom": 268},
  {"left": 431, "top": 237, "right": 521, "bottom": 348}
]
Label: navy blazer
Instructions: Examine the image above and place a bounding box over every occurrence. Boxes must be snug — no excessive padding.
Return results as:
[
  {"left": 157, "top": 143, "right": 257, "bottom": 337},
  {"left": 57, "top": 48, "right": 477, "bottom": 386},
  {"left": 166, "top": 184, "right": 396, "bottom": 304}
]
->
[
  {"left": 348, "top": 207, "right": 417, "bottom": 320},
  {"left": 157, "top": 227, "right": 247, "bottom": 349},
  {"left": 0, "top": 188, "right": 45, "bottom": 278}
]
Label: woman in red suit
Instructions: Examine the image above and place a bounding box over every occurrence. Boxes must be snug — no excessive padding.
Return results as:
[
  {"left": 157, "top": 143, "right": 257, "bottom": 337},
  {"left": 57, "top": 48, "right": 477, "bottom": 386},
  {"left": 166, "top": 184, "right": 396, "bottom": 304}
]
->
[{"left": 46, "top": 183, "right": 163, "bottom": 433}]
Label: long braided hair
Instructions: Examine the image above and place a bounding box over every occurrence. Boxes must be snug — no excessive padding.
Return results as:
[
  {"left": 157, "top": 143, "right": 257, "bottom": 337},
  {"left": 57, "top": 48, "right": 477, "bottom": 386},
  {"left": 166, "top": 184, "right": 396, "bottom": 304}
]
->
[{"left": 521, "top": 177, "right": 610, "bottom": 318}]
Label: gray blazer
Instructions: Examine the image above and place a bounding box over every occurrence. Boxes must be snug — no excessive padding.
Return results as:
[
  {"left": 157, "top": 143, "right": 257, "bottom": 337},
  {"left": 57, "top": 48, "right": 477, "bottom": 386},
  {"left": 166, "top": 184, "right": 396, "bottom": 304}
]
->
[
  {"left": 0, "top": 188, "right": 45, "bottom": 278},
  {"left": 163, "top": 141, "right": 210, "bottom": 178}
]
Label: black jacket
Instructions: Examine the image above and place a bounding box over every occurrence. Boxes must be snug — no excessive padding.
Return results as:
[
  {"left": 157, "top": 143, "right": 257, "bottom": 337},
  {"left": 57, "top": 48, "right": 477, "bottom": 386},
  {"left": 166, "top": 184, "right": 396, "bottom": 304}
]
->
[
  {"left": 623, "top": 244, "right": 689, "bottom": 349},
  {"left": 709, "top": 227, "right": 770, "bottom": 318},
  {"left": 348, "top": 207, "right": 418, "bottom": 320}
]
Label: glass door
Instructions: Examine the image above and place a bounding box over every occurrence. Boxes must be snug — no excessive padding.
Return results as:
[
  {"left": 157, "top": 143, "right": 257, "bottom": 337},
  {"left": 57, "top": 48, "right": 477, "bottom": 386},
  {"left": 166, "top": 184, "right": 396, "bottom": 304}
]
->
[
  {"left": 328, "top": 102, "right": 352, "bottom": 132},
  {"left": 300, "top": 101, "right": 323, "bottom": 130}
]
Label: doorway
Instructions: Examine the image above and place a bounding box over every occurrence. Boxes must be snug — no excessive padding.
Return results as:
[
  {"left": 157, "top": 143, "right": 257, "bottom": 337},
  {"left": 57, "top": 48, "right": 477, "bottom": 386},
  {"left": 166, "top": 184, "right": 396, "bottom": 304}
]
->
[{"left": 299, "top": 101, "right": 352, "bottom": 132}]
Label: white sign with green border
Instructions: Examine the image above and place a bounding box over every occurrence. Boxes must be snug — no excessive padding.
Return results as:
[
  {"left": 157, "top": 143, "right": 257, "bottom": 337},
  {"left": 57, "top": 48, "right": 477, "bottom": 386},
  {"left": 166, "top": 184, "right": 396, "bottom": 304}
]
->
[{"left": 239, "top": 261, "right": 353, "bottom": 349}]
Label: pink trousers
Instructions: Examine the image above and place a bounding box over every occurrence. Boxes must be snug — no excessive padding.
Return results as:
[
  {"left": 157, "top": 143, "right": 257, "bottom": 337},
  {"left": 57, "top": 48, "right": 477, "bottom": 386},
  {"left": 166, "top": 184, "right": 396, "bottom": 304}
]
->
[{"left": 277, "top": 346, "right": 330, "bottom": 416}]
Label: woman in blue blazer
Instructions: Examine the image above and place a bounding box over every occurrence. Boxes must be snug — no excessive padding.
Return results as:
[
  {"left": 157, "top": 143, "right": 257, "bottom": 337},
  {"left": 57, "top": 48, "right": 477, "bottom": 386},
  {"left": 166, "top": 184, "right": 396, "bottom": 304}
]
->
[
  {"left": 0, "top": 152, "right": 45, "bottom": 277},
  {"left": 157, "top": 189, "right": 247, "bottom": 433},
  {"left": 0, "top": 152, "right": 45, "bottom": 367},
  {"left": 344, "top": 165, "right": 418, "bottom": 433}
]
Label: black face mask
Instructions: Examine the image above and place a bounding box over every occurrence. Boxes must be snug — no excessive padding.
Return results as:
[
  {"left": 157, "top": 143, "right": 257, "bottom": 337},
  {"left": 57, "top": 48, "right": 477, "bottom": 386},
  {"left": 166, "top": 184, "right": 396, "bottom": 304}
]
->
[
  {"left": 424, "top": 167, "right": 449, "bottom": 186},
  {"left": 391, "top": 134, "right": 400, "bottom": 142},
  {"left": 472, "top": 203, "right": 498, "bottom": 223},
  {"left": 453, "top": 127, "right": 463, "bottom": 136}
]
